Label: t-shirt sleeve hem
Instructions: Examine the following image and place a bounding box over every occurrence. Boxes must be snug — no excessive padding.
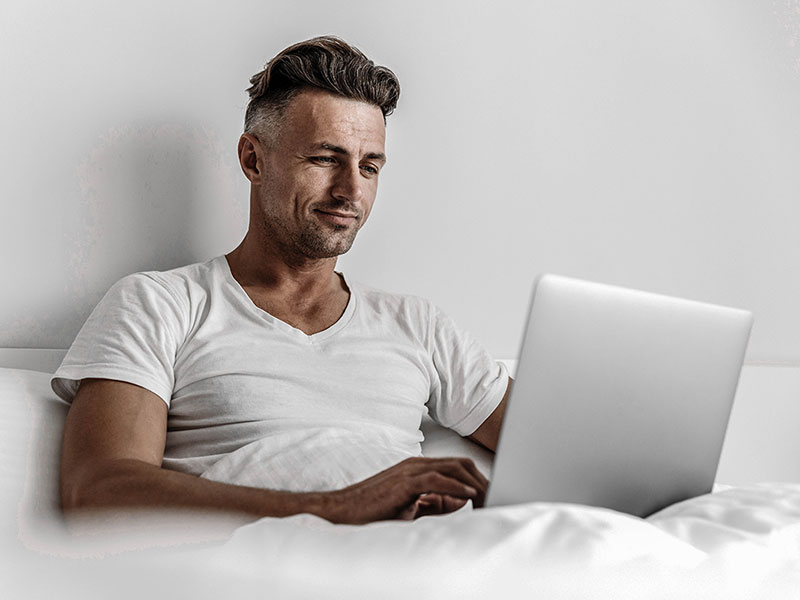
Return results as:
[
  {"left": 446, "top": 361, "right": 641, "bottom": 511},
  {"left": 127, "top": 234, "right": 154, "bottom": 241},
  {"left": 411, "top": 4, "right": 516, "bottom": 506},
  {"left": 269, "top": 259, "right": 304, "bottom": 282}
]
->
[
  {"left": 51, "top": 365, "right": 172, "bottom": 407},
  {"left": 446, "top": 362, "right": 509, "bottom": 437}
]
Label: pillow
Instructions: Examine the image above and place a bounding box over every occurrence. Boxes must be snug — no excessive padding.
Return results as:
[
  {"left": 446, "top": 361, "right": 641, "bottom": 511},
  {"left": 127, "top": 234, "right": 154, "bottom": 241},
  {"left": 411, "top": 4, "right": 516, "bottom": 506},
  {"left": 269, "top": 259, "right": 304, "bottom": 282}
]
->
[
  {"left": 0, "top": 368, "right": 70, "bottom": 548},
  {"left": 420, "top": 413, "right": 494, "bottom": 477}
]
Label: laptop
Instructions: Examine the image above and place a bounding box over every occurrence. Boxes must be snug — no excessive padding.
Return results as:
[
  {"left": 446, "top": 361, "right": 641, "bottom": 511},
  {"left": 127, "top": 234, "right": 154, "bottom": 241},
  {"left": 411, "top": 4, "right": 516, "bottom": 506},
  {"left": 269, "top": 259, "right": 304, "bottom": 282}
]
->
[{"left": 485, "top": 274, "right": 753, "bottom": 517}]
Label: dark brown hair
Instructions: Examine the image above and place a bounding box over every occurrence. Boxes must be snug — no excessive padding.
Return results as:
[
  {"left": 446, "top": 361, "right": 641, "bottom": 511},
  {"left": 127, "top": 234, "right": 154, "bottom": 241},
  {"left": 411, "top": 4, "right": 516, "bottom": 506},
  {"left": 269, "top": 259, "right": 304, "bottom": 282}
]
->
[{"left": 244, "top": 36, "right": 400, "bottom": 141}]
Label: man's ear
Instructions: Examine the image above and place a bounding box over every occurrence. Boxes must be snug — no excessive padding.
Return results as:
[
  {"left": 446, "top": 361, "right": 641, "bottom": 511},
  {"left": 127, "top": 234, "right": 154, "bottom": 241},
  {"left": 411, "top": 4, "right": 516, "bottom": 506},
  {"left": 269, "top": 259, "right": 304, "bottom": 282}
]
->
[{"left": 238, "top": 133, "right": 263, "bottom": 184}]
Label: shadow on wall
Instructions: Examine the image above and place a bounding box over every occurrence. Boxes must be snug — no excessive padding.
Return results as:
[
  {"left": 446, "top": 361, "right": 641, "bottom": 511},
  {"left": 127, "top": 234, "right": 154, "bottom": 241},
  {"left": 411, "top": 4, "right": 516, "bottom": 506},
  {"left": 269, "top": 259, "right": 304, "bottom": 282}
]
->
[{"left": 5, "top": 121, "right": 245, "bottom": 350}]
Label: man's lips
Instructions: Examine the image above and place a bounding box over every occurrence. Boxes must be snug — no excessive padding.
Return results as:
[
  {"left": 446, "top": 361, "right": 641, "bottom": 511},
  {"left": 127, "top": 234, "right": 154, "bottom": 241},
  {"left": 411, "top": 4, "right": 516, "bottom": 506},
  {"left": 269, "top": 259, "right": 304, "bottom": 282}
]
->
[{"left": 314, "top": 209, "right": 359, "bottom": 226}]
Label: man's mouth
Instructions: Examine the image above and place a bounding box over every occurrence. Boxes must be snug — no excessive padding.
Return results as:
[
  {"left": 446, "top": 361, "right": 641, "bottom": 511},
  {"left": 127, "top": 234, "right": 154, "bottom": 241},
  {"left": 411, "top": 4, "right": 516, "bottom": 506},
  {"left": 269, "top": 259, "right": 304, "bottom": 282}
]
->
[{"left": 314, "top": 209, "right": 359, "bottom": 226}]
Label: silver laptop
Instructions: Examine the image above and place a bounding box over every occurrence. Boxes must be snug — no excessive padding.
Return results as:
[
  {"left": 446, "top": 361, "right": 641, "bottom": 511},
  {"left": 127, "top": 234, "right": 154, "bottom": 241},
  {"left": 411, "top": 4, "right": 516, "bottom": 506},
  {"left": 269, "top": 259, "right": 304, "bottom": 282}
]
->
[{"left": 486, "top": 274, "right": 753, "bottom": 517}]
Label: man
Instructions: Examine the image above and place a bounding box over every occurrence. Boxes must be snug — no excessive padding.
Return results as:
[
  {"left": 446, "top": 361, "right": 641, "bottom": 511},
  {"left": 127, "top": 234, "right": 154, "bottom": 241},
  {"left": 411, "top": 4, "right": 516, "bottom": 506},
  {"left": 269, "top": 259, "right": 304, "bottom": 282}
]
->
[{"left": 55, "top": 36, "right": 511, "bottom": 525}]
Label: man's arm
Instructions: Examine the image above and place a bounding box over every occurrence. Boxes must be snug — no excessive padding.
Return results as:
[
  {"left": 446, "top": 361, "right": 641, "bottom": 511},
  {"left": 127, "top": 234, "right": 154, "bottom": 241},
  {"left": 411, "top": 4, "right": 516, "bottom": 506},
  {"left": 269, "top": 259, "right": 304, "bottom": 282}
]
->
[
  {"left": 61, "top": 379, "right": 488, "bottom": 524},
  {"left": 467, "top": 377, "right": 512, "bottom": 452}
]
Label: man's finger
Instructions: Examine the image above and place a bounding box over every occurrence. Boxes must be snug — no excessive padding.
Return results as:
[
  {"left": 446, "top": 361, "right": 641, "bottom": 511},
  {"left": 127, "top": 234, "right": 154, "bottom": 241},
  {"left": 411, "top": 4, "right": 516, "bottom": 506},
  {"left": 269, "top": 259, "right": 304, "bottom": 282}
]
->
[
  {"left": 416, "top": 459, "right": 487, "bottom": 507},
  {"left": 410, "top": 471, "right": 479, "bottom": 503},
  {"left": 414, "top": 493, "right": 469, "bottom": 518},
  {"left": 403, "top": 457, "right": 487, "bottom": 490}
]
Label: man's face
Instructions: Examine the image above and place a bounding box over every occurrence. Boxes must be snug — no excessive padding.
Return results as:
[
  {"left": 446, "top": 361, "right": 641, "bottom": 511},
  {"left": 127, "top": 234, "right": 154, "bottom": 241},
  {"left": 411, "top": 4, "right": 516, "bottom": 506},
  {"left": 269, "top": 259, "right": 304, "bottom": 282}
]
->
[{"left": 252, "top": 89, "right": 387, "bottom": 261}]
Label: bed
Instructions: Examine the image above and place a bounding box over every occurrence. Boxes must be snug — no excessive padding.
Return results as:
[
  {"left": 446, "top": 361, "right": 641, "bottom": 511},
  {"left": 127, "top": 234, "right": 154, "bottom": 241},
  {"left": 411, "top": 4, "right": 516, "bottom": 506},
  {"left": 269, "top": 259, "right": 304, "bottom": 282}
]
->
[{"left": 2, "top": 352, "right": 799, "bottom": 599}]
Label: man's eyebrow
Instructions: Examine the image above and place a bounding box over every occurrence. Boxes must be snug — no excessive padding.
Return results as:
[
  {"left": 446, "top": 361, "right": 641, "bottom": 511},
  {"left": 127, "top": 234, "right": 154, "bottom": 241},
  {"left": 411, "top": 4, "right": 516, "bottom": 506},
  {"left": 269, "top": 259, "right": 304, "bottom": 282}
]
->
[{"left": 316, "top": 142, "right": 386, "bottom": 163}]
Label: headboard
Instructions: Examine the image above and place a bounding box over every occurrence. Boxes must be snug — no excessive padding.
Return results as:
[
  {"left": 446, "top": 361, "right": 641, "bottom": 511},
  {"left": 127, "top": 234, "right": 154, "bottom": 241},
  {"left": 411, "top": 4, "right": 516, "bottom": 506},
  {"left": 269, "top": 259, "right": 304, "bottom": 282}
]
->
[{"left": 0, "top": 349, "right": 67, "bottom": 374}]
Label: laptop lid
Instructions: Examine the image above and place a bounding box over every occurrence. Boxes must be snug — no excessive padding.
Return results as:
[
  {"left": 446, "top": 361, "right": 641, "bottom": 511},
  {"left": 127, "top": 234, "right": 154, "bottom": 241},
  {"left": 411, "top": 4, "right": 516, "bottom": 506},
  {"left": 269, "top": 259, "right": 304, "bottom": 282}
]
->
[{"left": 486, "top": 274, "right": 753, "bottom": 517}]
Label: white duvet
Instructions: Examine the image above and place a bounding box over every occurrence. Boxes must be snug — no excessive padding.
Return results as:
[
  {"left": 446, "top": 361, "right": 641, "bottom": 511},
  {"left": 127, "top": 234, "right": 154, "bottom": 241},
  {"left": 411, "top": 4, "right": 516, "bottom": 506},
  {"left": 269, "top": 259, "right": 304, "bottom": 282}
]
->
[
  {"left": 10, "top": 486, "right": 800, "bottom": 600},
  {"left": 186, "top": 427, "right": 800, "bottom": 599},
  {"left": 194, "top": 466, "right": 800, "bottom": 600}
]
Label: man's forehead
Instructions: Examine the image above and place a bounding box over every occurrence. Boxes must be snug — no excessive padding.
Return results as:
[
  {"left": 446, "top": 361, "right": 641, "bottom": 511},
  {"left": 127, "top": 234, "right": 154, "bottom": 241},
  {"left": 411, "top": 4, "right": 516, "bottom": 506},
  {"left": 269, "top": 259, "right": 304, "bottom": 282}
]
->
[
  {"left": 285, "top": 90, "right": 386, "bottom": 142},
  {"left": 292, "top": 87, "right": 382, "bottom": 113}
]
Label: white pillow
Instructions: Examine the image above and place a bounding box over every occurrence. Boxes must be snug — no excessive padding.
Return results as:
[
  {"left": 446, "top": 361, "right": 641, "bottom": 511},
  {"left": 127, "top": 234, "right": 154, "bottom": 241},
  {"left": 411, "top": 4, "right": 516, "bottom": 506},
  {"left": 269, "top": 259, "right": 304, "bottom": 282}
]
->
[
  {"left": 0, "top": 368, "right": 70, "bottom": 548},
  {"left": 420, "top": 414, "right": 494, "bottom": 477}
]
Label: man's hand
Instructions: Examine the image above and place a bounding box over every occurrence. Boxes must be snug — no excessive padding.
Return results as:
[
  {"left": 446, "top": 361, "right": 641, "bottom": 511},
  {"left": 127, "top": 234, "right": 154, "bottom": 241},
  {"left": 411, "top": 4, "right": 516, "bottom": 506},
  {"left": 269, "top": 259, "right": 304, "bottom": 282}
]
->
[{"left": 321, "top": 456, "right": 487, "bottom": 524}]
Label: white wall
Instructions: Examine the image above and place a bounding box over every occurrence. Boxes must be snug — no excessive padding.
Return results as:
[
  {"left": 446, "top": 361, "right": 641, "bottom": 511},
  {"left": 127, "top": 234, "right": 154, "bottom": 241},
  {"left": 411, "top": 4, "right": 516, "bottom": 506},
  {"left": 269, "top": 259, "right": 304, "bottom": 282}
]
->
[{"left": 2, "top": 0, "right": 799, "bottom": 364}]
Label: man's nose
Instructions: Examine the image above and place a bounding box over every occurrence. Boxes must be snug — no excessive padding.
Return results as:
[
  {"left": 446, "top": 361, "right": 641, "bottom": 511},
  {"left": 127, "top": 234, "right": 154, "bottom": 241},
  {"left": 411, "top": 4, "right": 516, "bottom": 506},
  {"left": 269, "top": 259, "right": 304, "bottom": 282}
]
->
[{"left": 331, "top": 163, "right": 364, "bottom": 204}]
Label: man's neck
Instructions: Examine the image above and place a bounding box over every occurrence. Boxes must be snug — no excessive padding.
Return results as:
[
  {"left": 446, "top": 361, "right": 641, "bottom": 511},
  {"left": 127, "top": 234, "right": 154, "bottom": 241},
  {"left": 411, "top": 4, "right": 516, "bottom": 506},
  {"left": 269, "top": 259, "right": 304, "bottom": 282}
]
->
[
  {"left": 226, "top": 237, "right": 340, "bottom": 297},
  {"left": 224, "top": 239, "right": 350, "bottom": 335}
]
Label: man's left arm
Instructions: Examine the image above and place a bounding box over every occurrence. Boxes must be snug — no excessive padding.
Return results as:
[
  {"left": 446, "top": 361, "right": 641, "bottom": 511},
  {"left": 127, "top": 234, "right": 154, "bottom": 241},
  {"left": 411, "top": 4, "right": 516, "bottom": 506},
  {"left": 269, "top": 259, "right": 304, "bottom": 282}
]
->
[{"left": 467, "top": 377, "right": 512, "bottom": 452}]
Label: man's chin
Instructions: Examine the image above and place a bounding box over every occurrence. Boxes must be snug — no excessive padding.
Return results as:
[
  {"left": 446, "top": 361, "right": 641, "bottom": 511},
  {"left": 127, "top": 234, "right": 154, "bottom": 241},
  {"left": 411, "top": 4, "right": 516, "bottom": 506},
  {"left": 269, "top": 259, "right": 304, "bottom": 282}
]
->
[{"left": 298, "top": 238, "right": 358, "bottom": 260}]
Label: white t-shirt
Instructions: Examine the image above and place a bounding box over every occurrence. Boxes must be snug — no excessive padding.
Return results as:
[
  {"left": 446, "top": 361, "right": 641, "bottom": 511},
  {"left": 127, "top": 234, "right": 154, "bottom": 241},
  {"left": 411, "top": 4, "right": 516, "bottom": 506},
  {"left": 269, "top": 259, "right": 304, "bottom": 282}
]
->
[{"left": 52, "top": 257, "right": 508, "bottom": 491}]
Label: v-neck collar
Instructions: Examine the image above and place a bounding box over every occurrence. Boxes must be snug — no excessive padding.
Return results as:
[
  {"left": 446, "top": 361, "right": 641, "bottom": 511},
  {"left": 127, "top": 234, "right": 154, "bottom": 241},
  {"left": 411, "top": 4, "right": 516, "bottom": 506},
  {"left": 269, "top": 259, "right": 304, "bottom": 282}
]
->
[{"left": 218, "top": 256, "right": 357, "bottom": 344}]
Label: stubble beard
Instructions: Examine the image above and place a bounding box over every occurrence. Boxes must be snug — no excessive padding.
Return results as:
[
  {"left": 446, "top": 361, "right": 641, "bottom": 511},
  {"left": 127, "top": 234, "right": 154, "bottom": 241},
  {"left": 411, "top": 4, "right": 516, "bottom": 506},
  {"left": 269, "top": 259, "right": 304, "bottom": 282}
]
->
[
  {"left": 265, "top": 211, "right": 362, "bottom": 261},
  {"left": 296, "top": 220, "right": 361, "bottom": 259}
]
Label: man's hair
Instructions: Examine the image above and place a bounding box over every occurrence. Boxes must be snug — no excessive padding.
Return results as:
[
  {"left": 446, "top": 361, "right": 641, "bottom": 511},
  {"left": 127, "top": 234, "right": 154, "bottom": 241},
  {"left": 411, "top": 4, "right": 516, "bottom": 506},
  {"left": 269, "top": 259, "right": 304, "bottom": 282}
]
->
[{"left": 244, "top": 36, "right": 400, "bottom": 144}]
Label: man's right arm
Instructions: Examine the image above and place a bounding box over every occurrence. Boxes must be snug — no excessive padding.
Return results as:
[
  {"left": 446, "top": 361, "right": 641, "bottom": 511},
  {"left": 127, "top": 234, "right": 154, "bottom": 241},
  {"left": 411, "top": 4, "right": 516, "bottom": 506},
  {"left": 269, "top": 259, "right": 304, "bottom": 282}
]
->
[{"left": 61, "top": 379, "right": 487, "bottom": 525}]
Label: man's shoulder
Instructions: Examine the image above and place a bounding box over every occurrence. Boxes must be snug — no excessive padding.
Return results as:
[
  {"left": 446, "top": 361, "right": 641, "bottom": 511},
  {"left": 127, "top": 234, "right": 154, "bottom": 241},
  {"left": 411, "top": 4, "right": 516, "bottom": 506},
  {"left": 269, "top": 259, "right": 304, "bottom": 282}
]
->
[
  {"left": 351, "top": 279, "right": 435, "bottom": 311},
  {"left": 348, "top": 278, "right": 443, "bottom": 331},
  {"left": 136, "top": 256, "right": 221, "bottom": 286},
  {"left": 111, "top": 257, "right": 223, "bottom": 300}
]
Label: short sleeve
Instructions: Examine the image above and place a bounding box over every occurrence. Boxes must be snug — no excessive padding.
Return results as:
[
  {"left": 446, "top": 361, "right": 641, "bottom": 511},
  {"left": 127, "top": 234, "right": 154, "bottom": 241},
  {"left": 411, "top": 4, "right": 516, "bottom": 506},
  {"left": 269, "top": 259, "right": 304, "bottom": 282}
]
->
[
  {"left": 51, "top": 273, "right": 187, "bottom": 406},
  {"left": 426, "top": 305, "right": 509, "bottom": 436}
]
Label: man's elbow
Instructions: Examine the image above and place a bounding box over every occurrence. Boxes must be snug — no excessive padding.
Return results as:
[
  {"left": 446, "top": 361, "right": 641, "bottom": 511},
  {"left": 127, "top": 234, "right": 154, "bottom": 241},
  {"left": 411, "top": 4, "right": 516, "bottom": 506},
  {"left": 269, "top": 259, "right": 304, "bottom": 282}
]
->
[{"left": 59, "top": 458, "right": 147, "bottom": 514}]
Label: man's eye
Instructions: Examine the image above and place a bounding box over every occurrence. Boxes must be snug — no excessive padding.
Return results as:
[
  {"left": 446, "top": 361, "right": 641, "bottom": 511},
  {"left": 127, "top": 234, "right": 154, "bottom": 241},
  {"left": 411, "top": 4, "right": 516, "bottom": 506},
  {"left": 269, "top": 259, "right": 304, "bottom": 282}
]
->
[
  {"left": 312, "top": 156, "right": 336, "bottom": 164},
  {"left": 360, "top": 164, "right": 379, "bottom": 176}
]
